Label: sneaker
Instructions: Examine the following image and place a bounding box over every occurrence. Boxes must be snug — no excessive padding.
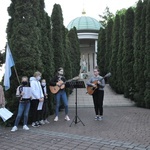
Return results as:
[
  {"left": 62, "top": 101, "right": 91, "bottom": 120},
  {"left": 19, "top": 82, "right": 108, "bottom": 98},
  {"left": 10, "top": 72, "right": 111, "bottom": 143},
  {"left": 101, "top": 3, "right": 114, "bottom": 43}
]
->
[
  {"left": 44, "top": 119, "right": 50, "bottom": 124},
  {"left": 94, "top": 116, "right": 99, "bottom": 121},
  {"left": 54, "top": 116, "right": 58, "bottom": 121},
  {"left": 23, "top": 125, "right": 29, "bottom": 130},
  {"left": 39, "top": 120, "right": 45, "bottom": 125},
  {"left": 11, "top": 126, "right": 18, "bottom": 132},
  {"left": 65, "top": 115, "right": 70, "bottom": 121},
  {"left": 36, "top": 121, "right": 42, "bottom": 126},
  {"left": 98, "top": 116, "right": 103, "bottom": 121},
  {"left": 32, "top": 122, "right": 39, "bottom": 127}
]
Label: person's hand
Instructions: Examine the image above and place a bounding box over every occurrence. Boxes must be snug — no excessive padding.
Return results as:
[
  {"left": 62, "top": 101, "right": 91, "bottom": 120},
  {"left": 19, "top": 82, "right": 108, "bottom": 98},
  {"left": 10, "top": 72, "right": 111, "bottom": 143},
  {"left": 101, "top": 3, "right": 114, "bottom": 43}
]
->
[
  {"left": 0, "top": 104, "right": 5, "bottom": 108},
  {"left": 57, "top": 83, "right": 61, "bottom": 87},
  {"left": 39, "top": 98, "right": 44, "bottom": 102},
  {"left": 20, "top": 92, "right": 24, "bottom": 96},
  {"left": 92, "top": 84, "right": 96, "bottom": 87},
  {"left": 97, "top": 81, "right": 101, "bottom": 85},
  {"left": 45, "top": 94, "right": 48, "bottom": 99}
]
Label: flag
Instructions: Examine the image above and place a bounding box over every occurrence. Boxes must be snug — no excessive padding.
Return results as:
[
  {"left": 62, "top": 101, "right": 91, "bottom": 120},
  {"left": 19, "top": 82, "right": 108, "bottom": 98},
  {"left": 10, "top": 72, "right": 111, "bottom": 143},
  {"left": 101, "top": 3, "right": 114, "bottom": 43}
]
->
[{"left": 3, "top": 43, "right": 15, "bottom": 91}]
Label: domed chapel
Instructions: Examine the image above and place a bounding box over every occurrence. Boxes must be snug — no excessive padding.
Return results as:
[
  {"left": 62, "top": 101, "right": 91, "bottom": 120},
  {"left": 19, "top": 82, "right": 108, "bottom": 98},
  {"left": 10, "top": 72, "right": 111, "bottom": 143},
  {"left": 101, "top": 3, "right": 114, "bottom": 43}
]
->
[{"left": 67, "top": 10, "right": 102, "bottom": 75}]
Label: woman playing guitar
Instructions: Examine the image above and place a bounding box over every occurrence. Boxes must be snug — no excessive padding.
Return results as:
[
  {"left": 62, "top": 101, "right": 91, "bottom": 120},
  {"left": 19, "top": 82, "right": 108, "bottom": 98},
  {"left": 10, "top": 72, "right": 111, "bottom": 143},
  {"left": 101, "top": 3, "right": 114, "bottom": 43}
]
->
[
  {"left": 86, "top": 66, "right": 105, "bottom": 121},
  {"left": 49, "top": 67, "right": 70, "bottom": 122}
]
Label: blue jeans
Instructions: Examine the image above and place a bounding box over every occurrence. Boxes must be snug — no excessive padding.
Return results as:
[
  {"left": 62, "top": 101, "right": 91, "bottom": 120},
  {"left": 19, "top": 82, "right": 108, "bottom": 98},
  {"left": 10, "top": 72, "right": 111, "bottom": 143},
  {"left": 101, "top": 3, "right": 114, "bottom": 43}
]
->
[
  {"left": 14, "top": 101, "right": 30, "bottom": 126},
  {"left": 55, "top": 90, "right": 68, "bottom": 116}
]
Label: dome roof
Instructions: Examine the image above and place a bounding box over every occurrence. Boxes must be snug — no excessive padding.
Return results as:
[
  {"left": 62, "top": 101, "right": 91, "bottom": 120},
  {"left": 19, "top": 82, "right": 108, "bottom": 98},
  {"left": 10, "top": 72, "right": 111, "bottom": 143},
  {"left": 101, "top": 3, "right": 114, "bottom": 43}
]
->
[{"left": 67, "top": 16, "right": 101, "bottom": 31}]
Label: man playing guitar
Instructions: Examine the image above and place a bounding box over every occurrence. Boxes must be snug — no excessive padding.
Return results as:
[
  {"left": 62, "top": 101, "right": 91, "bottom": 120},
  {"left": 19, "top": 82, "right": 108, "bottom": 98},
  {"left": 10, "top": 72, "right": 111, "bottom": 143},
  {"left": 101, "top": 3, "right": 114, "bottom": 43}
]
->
[{"left": 49, "top": 67, "right": 70, "bottom": 122}]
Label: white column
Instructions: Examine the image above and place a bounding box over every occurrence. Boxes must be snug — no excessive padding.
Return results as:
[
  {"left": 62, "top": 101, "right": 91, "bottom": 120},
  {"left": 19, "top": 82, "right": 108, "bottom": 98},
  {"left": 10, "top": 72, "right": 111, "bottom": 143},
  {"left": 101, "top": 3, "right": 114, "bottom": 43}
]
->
[{"left": 95, "top": 40, "right": 97, "bottom": 67}]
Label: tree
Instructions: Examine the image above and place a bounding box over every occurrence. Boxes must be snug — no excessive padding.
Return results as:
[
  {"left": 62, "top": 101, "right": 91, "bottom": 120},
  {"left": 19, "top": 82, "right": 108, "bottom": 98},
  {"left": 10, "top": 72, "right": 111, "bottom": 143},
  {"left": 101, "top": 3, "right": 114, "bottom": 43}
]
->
[
  {"left": 99, "top": 7, "right": 114, "bottom": 28},
  {"left": 51, "top": 4, "right": 64, "bottom": 70},
  {"left": 122, "top": 7, "right": 135, "bottom": 99},
  {"left": 105, "top": 19, "right": 113, "bottom": 74},
  {"left": 6, "top": 0, "right": 46, "bottom": 124},
  {"left": 133, "top": 0, "right": 146, "bottom": 106},
  {"left": 67, "top": 27, "right": 80, "bottom": 77},
  {"left": 116, "top": 14, "right": 125, "bottom": 94},
  {"left": 38, "top": 1, "right": 55, "bottom": 114},
  {"left": 38, "top": 3, "right": 54, "bottom": 81},
  {"left": 64, "top": 29, "right": 72, "bottom": 80},
  {"left": 97, "top": 28, "right": 106, "bottom": 76},
  {"left": 0, "top": 51, "right": 5, "bottom": 67},
  {"left": 144, "top": 0, "right": 150, "bottom": 108},
  {"left": 109, "top": 14, "right": 120, "bottom": 91}
]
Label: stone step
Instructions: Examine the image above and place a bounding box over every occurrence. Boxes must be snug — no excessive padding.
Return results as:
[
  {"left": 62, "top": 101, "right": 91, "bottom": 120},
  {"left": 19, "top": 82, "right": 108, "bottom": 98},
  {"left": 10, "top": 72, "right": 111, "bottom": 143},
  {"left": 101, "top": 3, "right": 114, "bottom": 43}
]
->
[{"left": 68, "top": 79, "right": 135, "bottom": 107}]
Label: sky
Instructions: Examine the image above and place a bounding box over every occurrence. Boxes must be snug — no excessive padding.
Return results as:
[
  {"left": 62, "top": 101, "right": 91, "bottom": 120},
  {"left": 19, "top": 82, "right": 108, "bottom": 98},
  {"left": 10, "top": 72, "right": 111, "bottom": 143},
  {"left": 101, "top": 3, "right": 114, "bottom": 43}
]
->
[{"left": 0, "top": 0, "right": 138, "bottom": 79}]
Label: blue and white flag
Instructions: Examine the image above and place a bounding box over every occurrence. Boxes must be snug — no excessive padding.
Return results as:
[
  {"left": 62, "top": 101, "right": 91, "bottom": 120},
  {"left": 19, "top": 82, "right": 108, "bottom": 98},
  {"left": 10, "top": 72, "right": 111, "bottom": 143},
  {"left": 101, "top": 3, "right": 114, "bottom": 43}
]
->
[{"left": 3, "top": 43, "right": 15, "bottom": 91}]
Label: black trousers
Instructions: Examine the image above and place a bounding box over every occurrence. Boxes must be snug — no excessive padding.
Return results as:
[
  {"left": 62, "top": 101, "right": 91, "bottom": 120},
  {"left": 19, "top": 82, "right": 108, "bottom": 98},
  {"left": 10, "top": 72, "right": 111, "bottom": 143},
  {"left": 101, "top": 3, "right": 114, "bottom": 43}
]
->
[
  {"left": 30, "top": 100, "right": 39, "bottom": 122},
  {"left": 92, "top": 90, "right": 104, "bottom": 116},
  {"left": 42, "top": 100, "right": 49, "bottom": 120}
]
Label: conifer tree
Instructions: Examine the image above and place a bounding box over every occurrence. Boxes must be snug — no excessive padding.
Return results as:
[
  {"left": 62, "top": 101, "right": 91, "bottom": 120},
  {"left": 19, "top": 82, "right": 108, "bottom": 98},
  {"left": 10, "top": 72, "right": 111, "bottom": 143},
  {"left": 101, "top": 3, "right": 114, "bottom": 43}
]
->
[
  {"left": 6, "top": 0, "right": 46, "bottom": 123},
  {"left": 97, "top": 28, "right": 106, "bottom": 76},
  {"left": 0, "top": 52, "right": 4, "bottom": 67},
  {"left": 67, "top": 27, "right": 80, "bottom": 77},
  {"left": 105, "top": 19, "right": 113, "bottom": 73},
  {"left": 116, "top": 14, "right": 125, "bottom": 94},
  {"left": 139, "top": 0, "right": 147, "bottom": 107},
  {"left": 133, "top": 0, "right": 146, "bottom": 106},
  {"left": 144, "top": 0, "right": 150, "bottom": 108},
  {"left": 51, "top": 4, "right": 64, "bottom": 70},
  {"left": 64, "top": 31, "right": 72, "bottom": 96},
  {"left": 109, "top": 14, "right": 120, "bottom": 91},
  {"left": 122, "top": 7, "right": 135, "bottom": 99},
  {"left": 39, "top": 10, "right": 54, "bottom": 80},
  {"left": 64, "top": 29, "right": 72, "bottom": 80},
  {"left": 38, "top": 1, "right": 55, "bottom": 114}
]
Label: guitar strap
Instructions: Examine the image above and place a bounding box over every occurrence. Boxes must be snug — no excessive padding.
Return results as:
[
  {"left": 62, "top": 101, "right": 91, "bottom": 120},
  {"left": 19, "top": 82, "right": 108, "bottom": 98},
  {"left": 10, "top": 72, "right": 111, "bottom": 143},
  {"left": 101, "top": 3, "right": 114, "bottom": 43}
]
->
[
  {"left": 58, "top": 75, "right": 61, "bottom": 81},
  {"left": 58, "top": 76, "right": 66, "bottom": 82}
]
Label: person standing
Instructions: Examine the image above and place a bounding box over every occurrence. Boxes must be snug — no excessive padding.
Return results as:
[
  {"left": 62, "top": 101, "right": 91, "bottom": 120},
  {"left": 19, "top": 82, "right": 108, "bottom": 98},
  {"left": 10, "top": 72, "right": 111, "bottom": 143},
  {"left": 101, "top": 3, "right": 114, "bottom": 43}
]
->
[
  {"left": 86, "top": 67, "right": 105, "bottom": 121},
  {"left": 39, "top": 79, "right": 50, "bottom": 124},
  {"left": 49, "top": 67, "right": 70, "bottom": 122},
  {"left": 30, "top": 71, "right": 44, "bottom": 127},
  {"left": 11, "top": 76, "right": 32, "bottom": 132},
  {"left": 0, "top": 85, "right": 5, "bottom": 108}
]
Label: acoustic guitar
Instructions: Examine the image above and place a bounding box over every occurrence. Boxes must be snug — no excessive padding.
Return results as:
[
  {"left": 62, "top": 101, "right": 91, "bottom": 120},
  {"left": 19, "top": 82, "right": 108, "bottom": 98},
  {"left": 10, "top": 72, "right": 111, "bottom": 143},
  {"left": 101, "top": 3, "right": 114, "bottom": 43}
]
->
[
  {"left": 49, "top": 76, "right": 79, "bottom": 94},
  {"left": 86, "top": 72, "right": 111, "bottom": 95}
]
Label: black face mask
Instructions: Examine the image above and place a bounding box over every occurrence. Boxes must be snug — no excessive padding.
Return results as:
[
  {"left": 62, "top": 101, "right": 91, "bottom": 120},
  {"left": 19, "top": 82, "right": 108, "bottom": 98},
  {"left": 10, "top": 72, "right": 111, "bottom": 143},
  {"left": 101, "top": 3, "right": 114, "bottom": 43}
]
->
[{"left": 22, "top": 81, "right": 28, "bottom": 86}]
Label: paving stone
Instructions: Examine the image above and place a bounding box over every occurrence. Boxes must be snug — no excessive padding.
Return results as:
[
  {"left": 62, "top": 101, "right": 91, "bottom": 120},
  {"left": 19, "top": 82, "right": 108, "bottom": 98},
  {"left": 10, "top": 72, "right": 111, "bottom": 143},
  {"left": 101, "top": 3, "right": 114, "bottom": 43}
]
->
[{"left": 0, "top": 80, "right": 150, "bottom": 150}]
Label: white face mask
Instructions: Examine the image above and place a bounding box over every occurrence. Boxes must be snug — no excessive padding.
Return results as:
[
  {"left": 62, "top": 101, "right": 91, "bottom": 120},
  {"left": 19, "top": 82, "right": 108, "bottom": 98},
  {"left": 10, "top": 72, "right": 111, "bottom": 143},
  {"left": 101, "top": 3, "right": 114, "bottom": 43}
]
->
[
  {"left": 36, "top": 76, "right": 41, "bottom": 81},
  {"left": 41, "top": 83, "right": 46, "bottom": 86},
  {"left": 58, "top": 70, "right": 64, "bottom": 75}
]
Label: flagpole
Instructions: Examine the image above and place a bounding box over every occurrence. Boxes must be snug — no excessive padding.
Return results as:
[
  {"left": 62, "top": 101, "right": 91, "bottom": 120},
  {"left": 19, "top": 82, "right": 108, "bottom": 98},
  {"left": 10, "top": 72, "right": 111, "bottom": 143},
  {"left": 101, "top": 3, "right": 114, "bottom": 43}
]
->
[{"left": 13, "top": 65, "right": 20, "bottom": 85}]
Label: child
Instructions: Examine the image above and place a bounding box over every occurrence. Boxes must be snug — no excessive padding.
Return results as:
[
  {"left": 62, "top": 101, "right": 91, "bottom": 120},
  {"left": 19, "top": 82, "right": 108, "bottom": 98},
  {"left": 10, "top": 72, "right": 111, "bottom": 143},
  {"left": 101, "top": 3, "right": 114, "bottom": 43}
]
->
[
  {"left": 30, "top": 71, "right": 44, "bottom": 127},
  {"left": 11, "top": 76, "right": 32, "bottom": 132},
  {"left": 39, "top": 79, "right": 50, "bottom": 124}
]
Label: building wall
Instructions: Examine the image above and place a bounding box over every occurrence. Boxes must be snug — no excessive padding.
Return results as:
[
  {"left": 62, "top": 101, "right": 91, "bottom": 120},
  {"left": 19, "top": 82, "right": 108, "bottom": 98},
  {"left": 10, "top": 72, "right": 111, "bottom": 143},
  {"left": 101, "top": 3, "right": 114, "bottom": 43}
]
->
[
  {"left": 78, "top": 32, "right": 99, "bottom": 75},
  {"left": 80, "top": 46, "right": 95, "bottom": 74}
]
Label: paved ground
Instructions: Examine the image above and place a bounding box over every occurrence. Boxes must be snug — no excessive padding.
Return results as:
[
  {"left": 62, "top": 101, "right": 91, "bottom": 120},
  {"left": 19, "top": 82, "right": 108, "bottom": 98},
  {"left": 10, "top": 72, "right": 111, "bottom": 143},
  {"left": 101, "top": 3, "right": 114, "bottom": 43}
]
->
[
  {"left": 0, "top": 78, "right": 150, "bottom": 150},
  {"left": 68, "top": 83, "right": 135, "bottom": 107}
]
